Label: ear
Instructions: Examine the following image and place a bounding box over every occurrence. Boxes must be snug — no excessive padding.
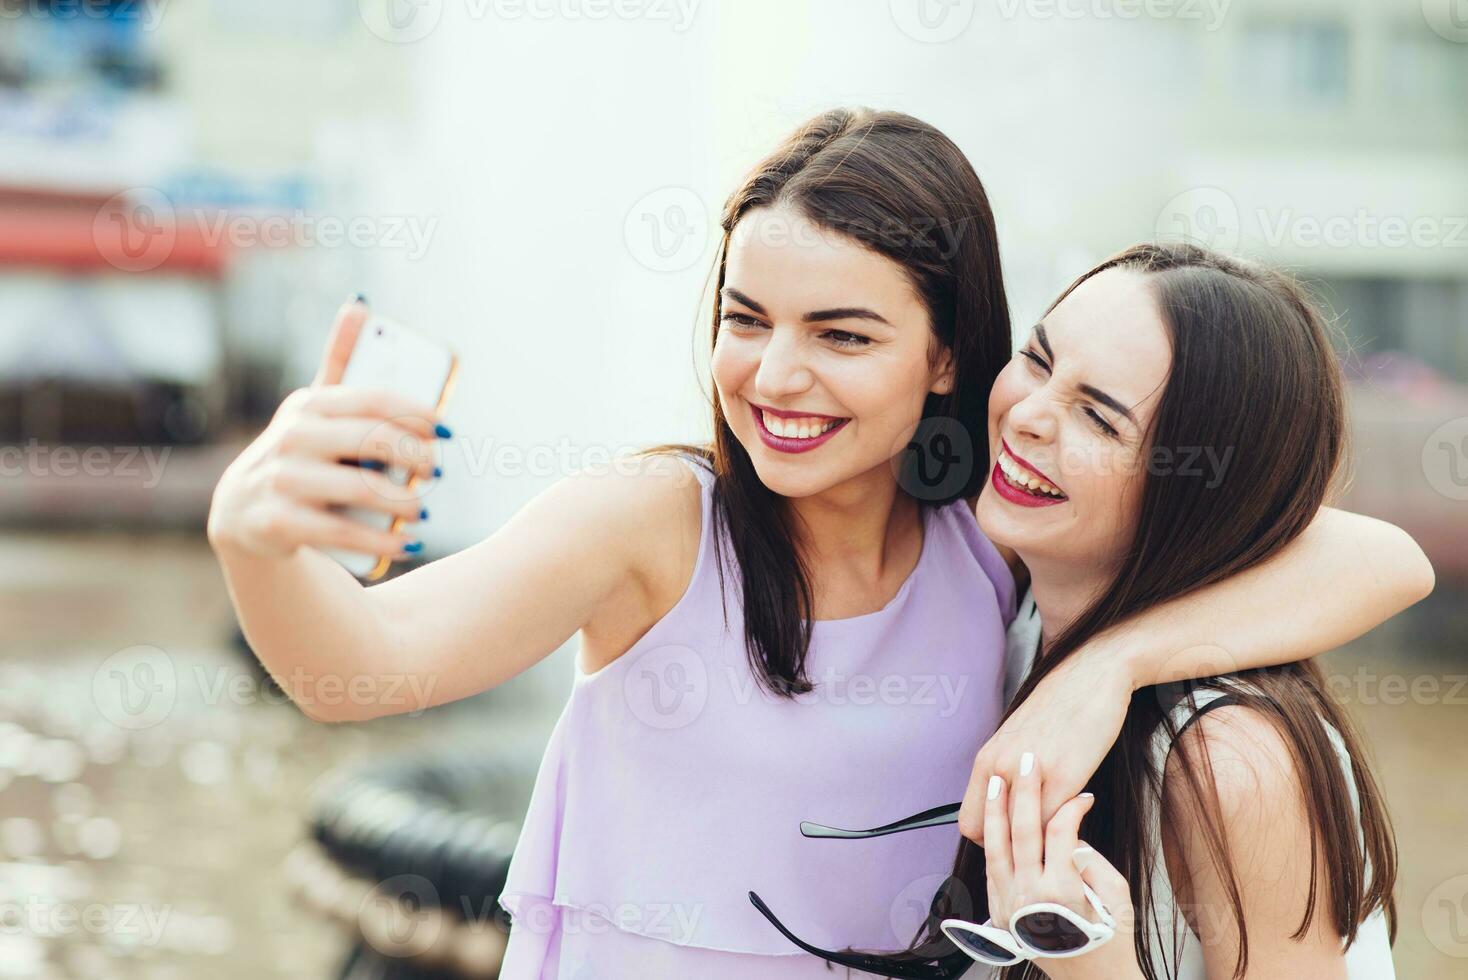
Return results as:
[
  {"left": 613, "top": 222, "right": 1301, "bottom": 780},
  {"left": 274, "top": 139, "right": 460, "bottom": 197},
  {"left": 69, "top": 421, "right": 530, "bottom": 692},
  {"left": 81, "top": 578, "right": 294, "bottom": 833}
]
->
[{"left": 930, "top": 345, "right": 956, "bottom": 397}]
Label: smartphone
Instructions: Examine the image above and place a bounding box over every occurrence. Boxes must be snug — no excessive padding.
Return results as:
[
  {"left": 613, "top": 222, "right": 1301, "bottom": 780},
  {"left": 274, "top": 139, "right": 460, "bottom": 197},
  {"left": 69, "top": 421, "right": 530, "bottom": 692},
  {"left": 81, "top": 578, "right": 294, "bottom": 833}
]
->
[{"left": 320, "top": 313, "right": 458, "bottom": 581}]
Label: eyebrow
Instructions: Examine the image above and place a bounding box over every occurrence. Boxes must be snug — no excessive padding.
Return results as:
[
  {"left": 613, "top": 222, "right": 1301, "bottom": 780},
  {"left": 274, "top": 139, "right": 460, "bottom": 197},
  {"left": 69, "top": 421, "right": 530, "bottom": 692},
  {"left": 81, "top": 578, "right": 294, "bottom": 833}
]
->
[
  {"left": 721, "top": 288, "right": 893, "bottom": 328},
  {"left": 1032, "top": 322, "right": 1139, "bottom": 426}
]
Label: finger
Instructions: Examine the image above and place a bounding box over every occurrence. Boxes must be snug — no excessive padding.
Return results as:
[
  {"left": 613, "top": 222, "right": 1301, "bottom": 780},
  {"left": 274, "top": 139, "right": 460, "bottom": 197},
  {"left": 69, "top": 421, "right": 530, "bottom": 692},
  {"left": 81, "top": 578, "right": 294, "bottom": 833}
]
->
[
  {"left": 266, "top": 503, "right": 418, "bottom": 558},
  {"left": 273, "top": 459, "right": 428, "bottom": 523},
  {"left": 958, "top": 755, "right": 994, "bottom": 846},
  {"left": 283, "top": 417, "right": 439, "bottom": 478},
  {"left": 1072, "top": 839, "right": 1132, "bottom": 926},
  {"left": 312, "top": 295, "right": 369, "bottom": 387},
  {"left": 1010, "top": 751, "right": 1043, "bottom": 873},
  {"left": 982, "top": 773, "right": 1011, "bottom": 881},
  {"left": 301, "top": 385, "right": 443, "bottom": 437},
  {"left": 1043, "top": 793, "right": 1095, "bottom": 873}
]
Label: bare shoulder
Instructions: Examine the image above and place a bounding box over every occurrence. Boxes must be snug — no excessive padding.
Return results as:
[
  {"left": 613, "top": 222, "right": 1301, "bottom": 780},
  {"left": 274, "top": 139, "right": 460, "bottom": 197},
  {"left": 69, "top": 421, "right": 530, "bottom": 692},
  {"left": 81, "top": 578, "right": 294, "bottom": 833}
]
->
[
  {"left": 1166, "top": 704, "right": 1303, "bottom": 814},
  {"left": 1160, "top": 705, "right": 1359, "bottom": 974},
  {"left": 572, "top": 452, "right": 706, "bottom": 672},
  {"left": 1161, "top": 703, "right": 1317, "bottom": 911}
]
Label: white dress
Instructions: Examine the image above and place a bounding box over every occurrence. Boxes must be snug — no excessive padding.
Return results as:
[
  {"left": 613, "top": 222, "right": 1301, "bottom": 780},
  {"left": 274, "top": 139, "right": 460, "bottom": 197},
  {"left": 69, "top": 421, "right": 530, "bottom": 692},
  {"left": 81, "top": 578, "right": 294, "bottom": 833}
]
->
[{"left": 1003, "top": 587, "right": 1396, "bottom": 979}]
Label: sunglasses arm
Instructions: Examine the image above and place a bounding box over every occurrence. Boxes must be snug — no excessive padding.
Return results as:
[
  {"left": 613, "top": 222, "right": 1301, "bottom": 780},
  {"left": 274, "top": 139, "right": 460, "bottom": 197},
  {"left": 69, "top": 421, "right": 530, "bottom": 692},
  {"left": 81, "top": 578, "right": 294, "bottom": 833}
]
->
[{"left": 799, "top": 801, "right": 961, "bottom": 840}]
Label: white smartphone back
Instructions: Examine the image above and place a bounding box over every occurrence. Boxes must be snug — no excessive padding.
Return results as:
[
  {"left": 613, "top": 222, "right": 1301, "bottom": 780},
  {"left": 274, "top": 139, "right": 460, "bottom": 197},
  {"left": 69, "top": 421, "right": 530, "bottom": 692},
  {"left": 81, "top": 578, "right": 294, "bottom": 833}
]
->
[{"left": 320, "top": 314, "right": 457, "bottom": 580}]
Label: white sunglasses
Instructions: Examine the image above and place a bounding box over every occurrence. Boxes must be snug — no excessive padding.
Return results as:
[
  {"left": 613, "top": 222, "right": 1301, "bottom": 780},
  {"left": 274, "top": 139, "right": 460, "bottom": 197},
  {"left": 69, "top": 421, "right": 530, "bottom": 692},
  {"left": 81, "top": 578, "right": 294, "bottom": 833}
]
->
[{"left": 940, "top": 882, "right": 1116, "bottom": 966}]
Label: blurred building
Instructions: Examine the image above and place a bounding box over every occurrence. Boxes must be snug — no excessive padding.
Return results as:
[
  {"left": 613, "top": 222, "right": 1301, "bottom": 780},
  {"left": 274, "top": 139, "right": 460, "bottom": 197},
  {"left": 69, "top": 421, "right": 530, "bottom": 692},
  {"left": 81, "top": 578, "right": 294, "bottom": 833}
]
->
[{"left": 0, "top": 1, "right": 414, "bottom": 526}]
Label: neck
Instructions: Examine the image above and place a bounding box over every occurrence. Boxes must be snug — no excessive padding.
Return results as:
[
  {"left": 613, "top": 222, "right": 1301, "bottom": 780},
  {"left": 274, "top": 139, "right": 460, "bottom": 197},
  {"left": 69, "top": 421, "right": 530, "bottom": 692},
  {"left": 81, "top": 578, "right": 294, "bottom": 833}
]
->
[
  {"left": 1019, "top": 552, "right": 1114, "bottom": 651},
  {"left": 782, "top": 468, "right": 919, "bottom": 583}
]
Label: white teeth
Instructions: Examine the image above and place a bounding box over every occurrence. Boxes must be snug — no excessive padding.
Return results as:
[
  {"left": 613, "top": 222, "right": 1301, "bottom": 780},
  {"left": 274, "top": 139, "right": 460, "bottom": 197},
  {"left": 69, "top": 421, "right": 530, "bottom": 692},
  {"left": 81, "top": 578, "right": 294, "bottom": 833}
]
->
[
  {"left": 762, "top": 411, "right": 841, "bottom": 439},
  {"left": 999, "top": 450, "right": 1064, "bottom": 497}
]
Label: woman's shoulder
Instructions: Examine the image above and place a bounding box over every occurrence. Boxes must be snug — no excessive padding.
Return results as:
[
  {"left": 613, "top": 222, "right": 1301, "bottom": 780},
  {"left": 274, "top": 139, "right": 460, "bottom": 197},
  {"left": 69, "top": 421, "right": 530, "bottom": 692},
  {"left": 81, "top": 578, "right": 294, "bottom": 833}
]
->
[
  {"left": 574, "top": 450, "right": 709, "bottom": 672},
  {"left": 1164, "top": 700, "right": 1304, "bottom": 815}
]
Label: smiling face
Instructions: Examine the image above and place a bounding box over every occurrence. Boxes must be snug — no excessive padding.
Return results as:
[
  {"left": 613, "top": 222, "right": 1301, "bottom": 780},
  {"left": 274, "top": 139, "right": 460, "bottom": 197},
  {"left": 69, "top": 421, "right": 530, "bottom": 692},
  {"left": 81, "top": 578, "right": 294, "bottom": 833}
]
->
[
  {"left": 711, "top": 203, "right": 954, "bottom": 499},
  {"left": 976, "top": 267, "right": 1172, "bottom": 569}
]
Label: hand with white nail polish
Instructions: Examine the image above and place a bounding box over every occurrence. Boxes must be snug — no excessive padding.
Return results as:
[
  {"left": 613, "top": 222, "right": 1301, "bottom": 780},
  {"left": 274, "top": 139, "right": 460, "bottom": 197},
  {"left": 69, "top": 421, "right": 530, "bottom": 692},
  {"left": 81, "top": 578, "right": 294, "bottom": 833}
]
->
[
  {"left": 957, "top": 653, "right": 1133, "bottom": 851},
  {"left": 979, "top": 755, "right": 1142, "bottom": 979}
]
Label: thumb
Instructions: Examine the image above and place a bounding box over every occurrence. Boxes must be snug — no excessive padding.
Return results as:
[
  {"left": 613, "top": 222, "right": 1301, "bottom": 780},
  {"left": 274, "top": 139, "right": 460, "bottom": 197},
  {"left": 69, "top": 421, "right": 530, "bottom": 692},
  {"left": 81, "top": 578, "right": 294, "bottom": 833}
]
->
[
  {"left": 312, "top": 294, "right": 369, "bottom": 387},
  {"left": 1071, "top": 840, "right": 1131, "bottom": 924}
]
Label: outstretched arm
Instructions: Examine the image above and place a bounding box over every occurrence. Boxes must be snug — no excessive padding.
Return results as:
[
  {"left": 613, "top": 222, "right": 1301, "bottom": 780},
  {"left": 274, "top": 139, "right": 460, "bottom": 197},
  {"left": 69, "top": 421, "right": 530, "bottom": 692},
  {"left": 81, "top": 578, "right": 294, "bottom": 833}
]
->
[{"left": 958, "top": 505, "right": 1433, "bottom": 846}]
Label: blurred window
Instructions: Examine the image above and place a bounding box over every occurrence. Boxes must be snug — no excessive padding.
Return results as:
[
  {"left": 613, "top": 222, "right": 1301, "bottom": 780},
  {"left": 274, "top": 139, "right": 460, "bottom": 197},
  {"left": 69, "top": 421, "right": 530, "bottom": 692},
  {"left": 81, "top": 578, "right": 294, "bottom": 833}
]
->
[
  {"left": 1237, "top": 20, "right": 1349, "bottom": 108},
  {"left": 1384, "top": 28, "right": 1468, "bottom": 111},
  {"left": 1316, "top": 275, "right": 1468, "bottom": 383}
]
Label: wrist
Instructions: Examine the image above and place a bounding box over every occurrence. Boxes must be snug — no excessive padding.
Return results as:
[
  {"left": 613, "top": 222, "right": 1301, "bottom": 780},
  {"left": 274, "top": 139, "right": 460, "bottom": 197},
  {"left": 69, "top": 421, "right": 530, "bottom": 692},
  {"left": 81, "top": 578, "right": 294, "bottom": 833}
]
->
[{"left": 1070, "top": 627, "right": 1149, "bottom": 694}]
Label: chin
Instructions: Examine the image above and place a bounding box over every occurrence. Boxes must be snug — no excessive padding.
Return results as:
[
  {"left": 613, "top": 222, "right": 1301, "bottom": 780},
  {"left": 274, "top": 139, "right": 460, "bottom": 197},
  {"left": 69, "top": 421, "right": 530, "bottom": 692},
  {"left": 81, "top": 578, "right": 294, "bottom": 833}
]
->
[{"left": 975, "top": 483, "right": 1048, "bottom": 554}]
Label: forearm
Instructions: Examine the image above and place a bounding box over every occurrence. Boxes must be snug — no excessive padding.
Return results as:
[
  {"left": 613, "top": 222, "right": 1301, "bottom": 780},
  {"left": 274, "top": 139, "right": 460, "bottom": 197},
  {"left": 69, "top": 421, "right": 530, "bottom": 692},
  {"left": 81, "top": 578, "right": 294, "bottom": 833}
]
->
[
  {"left": 1095, "top": 507, "right": 1434, "bottom": 690},
  {"left": 212, "top": 541, "right": 404, "bottom": 722}
]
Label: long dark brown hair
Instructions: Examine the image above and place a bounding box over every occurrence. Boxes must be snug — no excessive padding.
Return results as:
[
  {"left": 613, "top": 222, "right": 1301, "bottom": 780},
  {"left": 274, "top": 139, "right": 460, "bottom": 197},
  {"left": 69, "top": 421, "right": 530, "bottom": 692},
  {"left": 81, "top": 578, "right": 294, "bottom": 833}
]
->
[
  {"left": 641, "top": 106, "right": 1012, "bottom": 699},
  {"left": 863, "top": 242, "right": 1398, "bottom": 979}
]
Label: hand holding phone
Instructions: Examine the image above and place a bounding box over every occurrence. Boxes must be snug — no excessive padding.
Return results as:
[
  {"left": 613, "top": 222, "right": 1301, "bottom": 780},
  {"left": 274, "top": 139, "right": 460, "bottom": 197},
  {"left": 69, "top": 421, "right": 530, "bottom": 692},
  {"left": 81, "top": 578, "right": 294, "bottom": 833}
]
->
[
  {"left": 321, "top": 311, "right": 457, "bottom": 578},
  {"left": 206, "top": 297, "right": 457, "bottom": 579}
]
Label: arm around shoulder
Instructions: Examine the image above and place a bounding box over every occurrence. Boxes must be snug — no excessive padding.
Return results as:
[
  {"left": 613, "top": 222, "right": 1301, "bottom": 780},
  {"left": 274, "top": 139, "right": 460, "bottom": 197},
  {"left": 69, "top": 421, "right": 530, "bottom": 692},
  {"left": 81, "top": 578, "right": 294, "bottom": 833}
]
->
[{"left": 1095, "top": 505, "right": 1434, "bottom": 692}]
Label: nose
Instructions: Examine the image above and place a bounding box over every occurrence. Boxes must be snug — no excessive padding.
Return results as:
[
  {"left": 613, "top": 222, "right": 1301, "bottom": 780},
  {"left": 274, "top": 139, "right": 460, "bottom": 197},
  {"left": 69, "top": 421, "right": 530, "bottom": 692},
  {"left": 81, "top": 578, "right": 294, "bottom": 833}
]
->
[
  {"left": 753, "top": 328, "right": 814, "bottom": 400},
  {"left": 1005, "top": 385, "right": 1057, "bottom": 446}
]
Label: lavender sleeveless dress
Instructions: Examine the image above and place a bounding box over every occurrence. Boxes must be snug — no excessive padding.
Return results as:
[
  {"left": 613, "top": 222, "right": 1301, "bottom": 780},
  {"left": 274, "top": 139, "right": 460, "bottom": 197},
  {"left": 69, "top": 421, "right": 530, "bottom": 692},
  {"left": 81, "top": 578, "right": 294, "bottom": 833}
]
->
[{"left": 497, "top": 453, "right": 1017, "bottom": 978}]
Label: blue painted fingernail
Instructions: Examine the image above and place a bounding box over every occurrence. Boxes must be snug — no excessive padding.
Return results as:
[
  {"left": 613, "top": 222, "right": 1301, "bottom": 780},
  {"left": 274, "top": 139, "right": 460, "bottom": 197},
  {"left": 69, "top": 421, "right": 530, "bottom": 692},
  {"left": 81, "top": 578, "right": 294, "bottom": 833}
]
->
[
  {"left": 354, "top": 292, "right": 368, "bottom": 305},
  {"left": 432, "top": 465, "right": 443, "bottom": 478},
  {"left": 403, "top": 541, "right": 423, "bottom": 553},
  {"left": 358, "top": 459, "right": 386, "bottom": 471},
  {"left": 434, "top": 423, "right": 453, "bottom": 439},
  {"left": 419, "top": 508, "right": 429, "bottom": 520}
]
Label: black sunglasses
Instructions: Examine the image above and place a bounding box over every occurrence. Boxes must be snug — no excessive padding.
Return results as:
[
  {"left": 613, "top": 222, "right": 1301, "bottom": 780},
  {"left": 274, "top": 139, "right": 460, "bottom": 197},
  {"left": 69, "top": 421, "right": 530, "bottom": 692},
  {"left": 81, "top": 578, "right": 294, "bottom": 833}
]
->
[{"left": 748, "top": 800, "right": 973, "bottom": 980}]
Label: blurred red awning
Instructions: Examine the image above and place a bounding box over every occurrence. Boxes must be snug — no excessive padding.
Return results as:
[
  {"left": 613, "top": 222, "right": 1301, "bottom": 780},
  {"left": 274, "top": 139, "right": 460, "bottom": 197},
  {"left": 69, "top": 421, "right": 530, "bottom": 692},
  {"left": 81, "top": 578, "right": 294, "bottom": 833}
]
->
[{"left": 0, "top": 184, "right": 228, "bottom": 278}]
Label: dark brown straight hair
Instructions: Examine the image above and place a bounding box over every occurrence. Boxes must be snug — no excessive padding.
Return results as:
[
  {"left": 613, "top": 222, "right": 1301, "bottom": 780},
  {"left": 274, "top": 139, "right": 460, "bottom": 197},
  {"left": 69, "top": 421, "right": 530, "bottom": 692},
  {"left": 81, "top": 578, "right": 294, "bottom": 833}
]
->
[
  {"left": 641, "top": 106, "right": 1012, "bottom": 699},
  {"left": 860, "top": 242, "right": 1399, "bottom": 979}
]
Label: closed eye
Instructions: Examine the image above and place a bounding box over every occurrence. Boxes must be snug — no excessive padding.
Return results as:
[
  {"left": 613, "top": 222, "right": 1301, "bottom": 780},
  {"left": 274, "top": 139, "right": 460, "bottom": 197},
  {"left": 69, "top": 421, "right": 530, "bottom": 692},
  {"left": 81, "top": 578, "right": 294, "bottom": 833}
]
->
[
  {"left": 1085, "top": 407, "right": 1119, "bottom": 437},
  {"left": 1022, "top": 347, "right": 1119, "bottom": 437}
]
